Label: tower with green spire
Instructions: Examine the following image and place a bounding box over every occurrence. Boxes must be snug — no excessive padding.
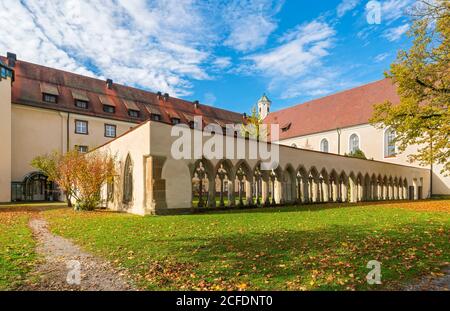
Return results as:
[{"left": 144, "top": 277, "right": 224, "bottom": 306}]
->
[{"left": 257, "top": 93, "right": 271, "bottom": 119}]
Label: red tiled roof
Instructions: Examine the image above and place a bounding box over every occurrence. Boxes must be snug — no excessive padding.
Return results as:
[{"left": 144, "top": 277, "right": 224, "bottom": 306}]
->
[
  {"left": 263, "top": 78, "right": 400, "bottom": 140},
  {"left": 1, "top": 56, "right": 243, "bottom": 126}
]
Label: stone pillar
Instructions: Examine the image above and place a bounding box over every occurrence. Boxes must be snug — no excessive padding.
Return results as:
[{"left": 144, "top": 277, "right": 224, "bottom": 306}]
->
[
  {"left": 303, "top": 178, "right": 309, "bottom": 203},
  {"left": 145, "top": 155, "right": 167, "bottom": 214},
  {"left": 228, "top": 179, "right": 235, "bottom": 207},
  {"left": 341, "top": 181, "right": 348, "bottom": 202},
  {"left": 332, "top": 180, "right": 338, "bottom": 202},
  {"left": 262, "top": 177, "right": 270, "bottom": 206},
  {"left": 245, "top": 180, "right": 253, "bottom": 206},
  {"left": 207, "top": 177, "right": 216, "bottom": 208}
]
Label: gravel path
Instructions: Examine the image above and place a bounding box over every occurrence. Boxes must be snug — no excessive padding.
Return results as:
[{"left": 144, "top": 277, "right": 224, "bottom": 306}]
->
[
  {"left": 404, "top": 267, "right": 450, "bottom": 291},
  {"left": 24, "top": 218, "right": 136, "bottom": 291}
]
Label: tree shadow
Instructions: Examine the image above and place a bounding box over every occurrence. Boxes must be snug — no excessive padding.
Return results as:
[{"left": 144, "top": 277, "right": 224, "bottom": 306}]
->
[{"left": 149, "top": 221, "right": 448, "bottom": 290}]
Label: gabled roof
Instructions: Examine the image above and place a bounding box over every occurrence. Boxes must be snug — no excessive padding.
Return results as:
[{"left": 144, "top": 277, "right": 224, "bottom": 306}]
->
[
  {"left": 263, "top": 78, "right": 400, "bottom": 140},
  {"left": 1, "top": 56, "right": 243, "bottom": 126}
]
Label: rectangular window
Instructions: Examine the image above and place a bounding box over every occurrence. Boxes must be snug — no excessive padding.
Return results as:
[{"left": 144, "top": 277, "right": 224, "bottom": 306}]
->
[
  {"left": 128, "top": 110, "right": 139, "bottom": 118},
  {"left": 76, "top": 145, "right": 89, "bottom": 153},
  {"left": 171, "top": 118, "right": 180, "bottom": 125},
  {"left": 75, "top": 120, "right": 88, "bottom": 135},
  {"left": 151, "top": 114, "right": 161, "bottom": 121},
  {"left": 105, "top": 124, "right": 117, "bottom": 138},
  {"left": 103, "top": 105, "right": 115, "bottom": 113},
  {"left": 75, "top": 100, "right": 88, "bottom": 109},
  {"left": 43, "top": 93, "right": 57, "bottom": 103}
]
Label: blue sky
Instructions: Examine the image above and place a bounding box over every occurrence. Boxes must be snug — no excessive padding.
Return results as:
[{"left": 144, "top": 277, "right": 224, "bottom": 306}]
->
[{"left": 0, "top": 0, "right": 415, "bottom": 113}]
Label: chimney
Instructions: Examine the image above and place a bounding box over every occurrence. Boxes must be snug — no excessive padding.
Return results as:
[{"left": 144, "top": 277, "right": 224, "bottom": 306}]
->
[
  {"left": 163, "top": 93, "right": 169, "bottom": 101},
  {"left": 7, "top": 52, "right": 16, "bottom": 68},
  {"left": 106, "top": 78, "right": 113, "bottom": 89},
  {"left": 193, "top": 100, "right": 199, "bottom": 109},
  {"left": 157, "top": 91, "right": 162, "bottom": 100}
]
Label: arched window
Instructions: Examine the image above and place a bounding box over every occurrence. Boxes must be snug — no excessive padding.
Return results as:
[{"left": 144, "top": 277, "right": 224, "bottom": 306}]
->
[
  {"left": 349, "top": 134, "right": 359, "bottom": 153},
  {"left": 384, "top": 128, "right": 396, "bottom": 157},
  {"left": 291, "top": 143, "right": 297, "bottom": 148},
  {"left": 123, "top": 154, "right": 133, "bottom": 203},
  {"left": 320, "top": 138, "right": 329, "bottom": 153}
]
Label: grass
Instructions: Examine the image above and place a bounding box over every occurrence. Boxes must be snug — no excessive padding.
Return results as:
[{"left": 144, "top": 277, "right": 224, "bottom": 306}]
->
[
  {"left": 42, "top": 200, "right": 450, "bottom": 291},
  {"left": 0, "top": 207, "right": 38, "bottom": 290}
]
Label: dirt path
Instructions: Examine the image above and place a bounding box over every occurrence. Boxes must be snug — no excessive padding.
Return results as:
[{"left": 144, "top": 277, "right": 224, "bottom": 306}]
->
[
  {"left": 404, "top": 266, "right": 450, "bottom": 291},
  {"left": 23, "top": 218, "right": 136, "bottom": 291}
]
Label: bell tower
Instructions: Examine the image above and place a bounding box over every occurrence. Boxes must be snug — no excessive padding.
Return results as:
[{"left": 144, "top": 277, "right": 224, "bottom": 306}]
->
[
  {"left": 257, "top": 93, "right": 271, "bottom": 119},
  {"left": 0, "top": 56, "right": 13, "bottom": 202}
]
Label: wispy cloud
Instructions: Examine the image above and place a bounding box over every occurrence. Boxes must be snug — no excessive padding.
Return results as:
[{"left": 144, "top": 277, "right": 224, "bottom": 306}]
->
[
  {"left": 383, "top": 24, "right": 409, "bottom": 41},
  {"left": 222, "top": 0, "right": 284, "bottom": 52},
  {"left": 374, "top": 52, "right": 390, "bottom": 62},
  {"left": 337, "top": 0, "right": 360, "bottom": 18},
  {"left": 243, "top": 20, "right": 343, "bottom": 99},
  {"left": 0, "top": 0, "right": 284, "bottom": 96},
  {"left": 247, "top": 20, "right": 335, "bottom": 77},
  {"left": 203, "top": 92, "right": 217, "bottom": 106},
  {"left": 380, "top": 0, "right": 415, "bottom": 24}
]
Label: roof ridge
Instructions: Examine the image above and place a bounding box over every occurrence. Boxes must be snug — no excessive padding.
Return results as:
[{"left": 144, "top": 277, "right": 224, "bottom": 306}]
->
[
  {"left": 270, "top": 78, "right": 392, "bottom": 114},
  {"left": 7, "top": 56, "right": 242, "bottom": 118}
]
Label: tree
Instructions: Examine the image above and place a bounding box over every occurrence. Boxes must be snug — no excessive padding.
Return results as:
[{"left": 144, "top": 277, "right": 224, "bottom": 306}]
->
[
  {"left": 241, "top": 105, "right": 268, "bottom": 140},
  {"left": 31, "top": 151, "right": 76, "bottom": 207},
  {"left": 370, "top": 0, "right": 449, "bottom": 175},
  {"left": 31, "top": 150, "right": 116, "bottom": 211},
  {"left": 346, "top": 149, "right": 367, "bottom": 160}
]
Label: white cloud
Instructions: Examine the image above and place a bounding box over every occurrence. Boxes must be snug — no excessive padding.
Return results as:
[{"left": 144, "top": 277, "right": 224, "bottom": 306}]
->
[
  {"left": 383, "top": 24, "right": 409, "bottom": 41},
  {"left": 337, "top": 0, "right": 360, "bottom": 18},
  {"left": 243, "top": 20, "right": 344, "bottom": 100},
  {"left": 0, "top": 0, "right": 283, "bottom": 96},
  {"left": 380, "top": 0, "right": 415, "bottom": 23},
  {"left": 247, "top": 20, "right": 335, "bottom": 77},
  {"left": 222, "top": 0, "right": 283, "bottom": 52},
  {"left": 0, "top": 0, "right": 214, "bottom": 96},
  {"left": 212, "top": 57, "right": 232, "bottom": 70},
  {"left": 374, "top": 52, "right": 390, "bottom": 62},
  {"left": 203, "top": 92, "right": 217, "bottom": 106}
]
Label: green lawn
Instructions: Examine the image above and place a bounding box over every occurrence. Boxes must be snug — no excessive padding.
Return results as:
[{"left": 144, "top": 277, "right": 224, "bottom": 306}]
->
[
  {"left": 42, "top": 200, "right": 450, "bottom": 291},
  {"left": 0, "top": 208, "right": 37, "bottom": 290}
]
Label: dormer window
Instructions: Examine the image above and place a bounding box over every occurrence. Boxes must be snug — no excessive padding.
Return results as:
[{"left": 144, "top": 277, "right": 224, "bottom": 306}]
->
[
  {"left": 281, "top": 122, "right": 292, "bottom": 132},
  {"left": 99, "top": 95, "right": 116, "bottom": 114},
  {"left": 128, "top": 110, "right": 139, "bottom": 118},
  {"left": 103, "top": 105, "right": 115, "bottom": 113},
  {"left": 43, "top": 93, "right": 57, "bottom": 103},
  {"left": 75, "top": 100, "right": 88, "bottom": 109},
  {"left": 146, "top": 105, "right": 162, "bottom": 122},
  {"left": 151, "top": 114, "right": 161, "bottom": 121},
  {"left": 168, "top": 110, "right": 181, "bottom": 126},
  {"left": 40, "top": 83, "right": 59, "bottom": 104},
  {"left": 0, "top": 66, "right": 13, "bottom": 79},
  {"left": 123, "top": 100, "right": 140, "bottom": 118},
  {"left": 72, "top": 90, "right": 89, "bottom": 109}
]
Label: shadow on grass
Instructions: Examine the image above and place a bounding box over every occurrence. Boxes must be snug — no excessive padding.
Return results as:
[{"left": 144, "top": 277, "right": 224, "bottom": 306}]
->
[
  {"left": 188, "top": 200, "right": 437, "bottom": 216},
  {"left": 0, "top": 203, "right": 69, "bottom": 213},
  {"left": 144, "top": 221, "right": 448, "bottom": 290}
]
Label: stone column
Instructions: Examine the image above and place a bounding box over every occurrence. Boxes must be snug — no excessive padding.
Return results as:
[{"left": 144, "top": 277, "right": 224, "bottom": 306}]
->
[
  {"left": 245, "top": 179, "right": 253, "bottom": 206},
  {"left": 262, "top": 177, "right": 270, "bottom": 206},
  {"left": 228, "top": 179, "right": 235, "bottom": 207},
  {"left": 332, "top": 180, "right": 338, "bottom": 202},
  {"left": 207, "top": 178, "right": 215, "bottom": 208}
]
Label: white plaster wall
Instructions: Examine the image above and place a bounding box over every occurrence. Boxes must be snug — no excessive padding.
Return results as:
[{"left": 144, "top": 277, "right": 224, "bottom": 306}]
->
[
  {"left": 0, "top": 75, "right": 12, "bottom": 202},
  {"left": 279, "top": 123, "right": 449, "bottom": 195},
  {"left": 97, "top": 122, "right": 150, "bottom": 215}
]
